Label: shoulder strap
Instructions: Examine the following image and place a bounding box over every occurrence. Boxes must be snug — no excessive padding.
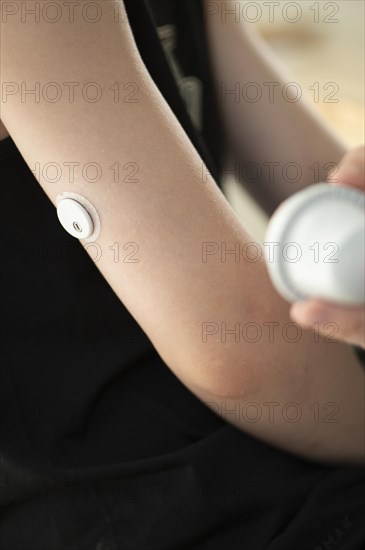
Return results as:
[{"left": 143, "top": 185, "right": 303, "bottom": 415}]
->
[{"left": 123, "top": 0, "right": 222, "bottom": 185}]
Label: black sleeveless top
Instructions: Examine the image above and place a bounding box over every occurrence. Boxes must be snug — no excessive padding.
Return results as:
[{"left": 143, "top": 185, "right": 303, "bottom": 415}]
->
[
  {"left": 128, "top": 0, "right": 226, "bottom": 184},
  {"left": 1, "top": 1, "right": 365, "bottom": 548}
]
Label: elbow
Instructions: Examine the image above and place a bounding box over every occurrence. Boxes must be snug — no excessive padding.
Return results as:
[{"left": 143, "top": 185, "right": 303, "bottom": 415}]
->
[{"left": 174, "top": 345, "right": 260, "bottom": 401}]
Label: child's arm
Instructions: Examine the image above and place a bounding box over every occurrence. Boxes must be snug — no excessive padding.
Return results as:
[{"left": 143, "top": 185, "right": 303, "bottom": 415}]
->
[{"left": 1, "top": 0, "right": 363, "bottom": 463}]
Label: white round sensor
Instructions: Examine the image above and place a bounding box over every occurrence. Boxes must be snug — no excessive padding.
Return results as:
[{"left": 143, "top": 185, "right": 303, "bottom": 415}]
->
[
  {"left": 57, "top": 198, "right": 94, "bottom": 239},
  {"left": 265, "top": 183, "right": 365, "bottom": 305}
]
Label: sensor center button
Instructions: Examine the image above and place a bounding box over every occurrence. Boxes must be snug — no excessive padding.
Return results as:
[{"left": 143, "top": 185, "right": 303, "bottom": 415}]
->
[{"left": 57, "top": 198, "right": 94, "bottom": 239}]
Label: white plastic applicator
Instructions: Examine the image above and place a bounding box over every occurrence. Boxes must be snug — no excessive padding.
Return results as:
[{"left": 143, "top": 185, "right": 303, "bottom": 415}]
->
[{"left": 264, "top": 183, "right": 365, "bottom": 305}]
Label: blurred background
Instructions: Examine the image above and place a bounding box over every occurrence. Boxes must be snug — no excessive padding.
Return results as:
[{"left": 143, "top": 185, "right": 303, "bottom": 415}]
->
[{"left": 224, "top": 0, "right": 364, "bottom": 243}]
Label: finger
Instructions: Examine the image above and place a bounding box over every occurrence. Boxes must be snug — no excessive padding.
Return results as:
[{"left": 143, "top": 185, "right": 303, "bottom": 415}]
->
[
  {"left": 334, "top": 145, "right": 365, "bottom": 190},
  {"left": 290, "top": 299, "right": 365, "bottom": 348}
]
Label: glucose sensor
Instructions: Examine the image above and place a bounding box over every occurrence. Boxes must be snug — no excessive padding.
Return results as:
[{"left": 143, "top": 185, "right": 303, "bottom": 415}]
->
[
  {"left": 264, "top": 183, "right": 365, "bottom": 305},
  {"left": 56, "top": 192, "right": 101, "bottom": 242}
]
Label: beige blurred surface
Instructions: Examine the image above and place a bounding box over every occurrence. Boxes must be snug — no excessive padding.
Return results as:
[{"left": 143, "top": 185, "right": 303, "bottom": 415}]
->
[{"left": 226, "top": 0, "right": 364, "bottom": 244}]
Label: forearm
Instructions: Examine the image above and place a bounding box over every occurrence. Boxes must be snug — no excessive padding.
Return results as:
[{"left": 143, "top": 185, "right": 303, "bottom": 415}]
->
[
  {"left": 204, "top": 1, "right": 347, "bottom": 215},
  {"left": 2, "top": 1, "right": 364, "bottom": 462}
]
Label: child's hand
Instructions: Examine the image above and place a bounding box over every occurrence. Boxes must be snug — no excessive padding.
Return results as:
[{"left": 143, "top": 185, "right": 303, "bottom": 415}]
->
[{"left": 290, "top": 146, "right": 365, "bottom": 349}]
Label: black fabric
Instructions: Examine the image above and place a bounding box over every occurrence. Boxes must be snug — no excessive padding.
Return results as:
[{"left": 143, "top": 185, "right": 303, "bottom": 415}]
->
[
  {"left": 1, "top": 1, "right": 365, "bottom": 549},
  {"left": 125, "top": 0, "right": 226, "bottom": 186}
]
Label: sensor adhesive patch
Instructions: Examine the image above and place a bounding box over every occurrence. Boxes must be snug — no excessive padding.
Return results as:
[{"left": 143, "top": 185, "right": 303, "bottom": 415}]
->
[{"left": 56, "top": 192, "right": 101, "bottom": 243}]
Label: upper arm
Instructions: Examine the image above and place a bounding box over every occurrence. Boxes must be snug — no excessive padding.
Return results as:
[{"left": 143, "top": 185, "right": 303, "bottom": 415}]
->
[
  {"left": 0, "top": 0, "right": 142, "bottom": 154},
  {"left": 1, "top": 0, "right": 276, "bottom": 390}
]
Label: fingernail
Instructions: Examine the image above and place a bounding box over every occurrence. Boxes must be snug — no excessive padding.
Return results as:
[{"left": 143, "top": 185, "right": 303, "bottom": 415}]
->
[
  {"left": 290, "top": 303, "right": 309, "bottom": 322},
  {"left": 291, "top": 303, "right": 329, "bottom": 324}
]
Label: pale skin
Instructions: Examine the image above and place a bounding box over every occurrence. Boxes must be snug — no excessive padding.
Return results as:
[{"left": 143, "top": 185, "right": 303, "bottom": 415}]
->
[{"left": 0, "top": 0, "right": 364, "bottom": 464}]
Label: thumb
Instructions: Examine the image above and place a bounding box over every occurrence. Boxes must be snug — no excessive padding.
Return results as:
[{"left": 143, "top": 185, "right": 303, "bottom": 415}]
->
[
  {"left": 290, "top": 299, "right": 365, "bottom": 349},
  {"left": 334, "top": 145, "right": 364, "bottom": 190}
]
